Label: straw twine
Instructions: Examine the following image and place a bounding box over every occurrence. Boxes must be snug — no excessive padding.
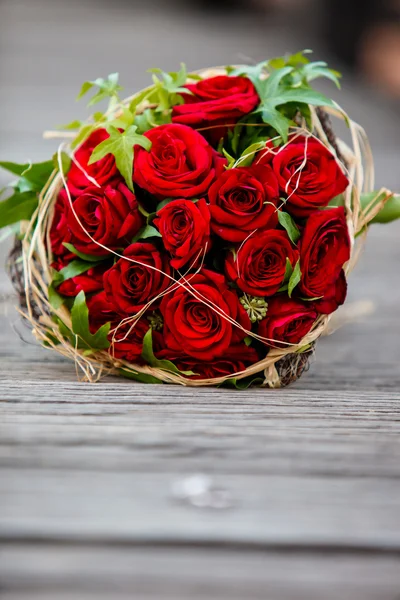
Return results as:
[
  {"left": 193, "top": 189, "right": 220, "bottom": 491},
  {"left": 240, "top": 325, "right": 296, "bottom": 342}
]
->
[{"left": 7, "top": 68, "right": 395, "bottom": 387}]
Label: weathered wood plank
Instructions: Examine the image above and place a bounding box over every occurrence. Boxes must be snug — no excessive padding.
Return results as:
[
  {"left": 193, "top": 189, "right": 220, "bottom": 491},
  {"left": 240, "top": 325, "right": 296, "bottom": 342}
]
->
[{"left": 1, "top": 544, "right": 400, "bottom": 600}]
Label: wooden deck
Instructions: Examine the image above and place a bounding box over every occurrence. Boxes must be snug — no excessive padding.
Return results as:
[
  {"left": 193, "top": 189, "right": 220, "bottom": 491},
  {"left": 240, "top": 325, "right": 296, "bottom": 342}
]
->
[{"left": 1, "top": 1, "right": 400, "bottom": 598}]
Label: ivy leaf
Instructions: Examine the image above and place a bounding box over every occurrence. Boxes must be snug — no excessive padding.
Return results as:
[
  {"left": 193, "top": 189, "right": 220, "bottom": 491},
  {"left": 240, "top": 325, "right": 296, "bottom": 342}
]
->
[
  {"left": 132, "top": 224, "right": 162, "bottom": 242},
  {"left": 63, "top": 242, "right": 107, "bottom": 262},
  {"left": 0, "top": 191, "right": 38, "bottom": 229},
  {"left": 88, "top": 125, "right": 151, "bottom": 192},
  {"left": 141, "top": 329, "right": 194, "bottom": 375},
  {"left": 277, "top": 210, "right": 301, "bottom": 244},
  {"left": 288, "top": 259, "right": 302, "bottom": 297},
  {"left": 259, "top": 66, "right": 294, "bottom": 97},
  {"left": 106, "top": 106, "right": 135, "bottom": 131},
  {"left": 77, "top": 72, "right": 123, "bottom": 106},
  {"left": 48, "top": 283, "right": 65, "bottom": 310},
  {"left": 71, "top": 291, "right": 110, "bottom": 350},
  {"left": 71, "top": 124, "right": 96, "bottom": 150},
  {"left": 296, "top": 61, "right": 342, "bottom": 89}
]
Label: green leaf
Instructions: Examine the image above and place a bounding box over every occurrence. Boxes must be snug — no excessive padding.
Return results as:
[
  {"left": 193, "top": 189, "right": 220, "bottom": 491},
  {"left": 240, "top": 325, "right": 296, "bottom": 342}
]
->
[
  {"left": 0, "top": 191, "right": 37, "bottom": 229},
  {"left": 77, "top": 73, "right": 123, "bottom": 107},
  {"left": 71, "top": 291, "right": 110, "bottom": 350},
  {"left": 236, "top": 141, "right": 266, "bottom": 167},
  {"left": 288, "top": 259, "right": 302, "bottom": 297},
  {"left": 132, "top": 224, "right": 162, "bottom": 243},
  {"left": 222, "top": 148, "right": 236, "bottom": 168},
  {"left": 259, "top": 66, "right": 294, "bottom": 97},
  {"left": 155, "top": 199, "right": 172, "bottom": 212},
  {"left": 56, "top": 259, "right": 95, "bottom": 283},
  {"left": 71, "top": 124, "right": 96, "bottom": 150},
  {"left": 360, "top": 191, "right": 400, "bottom": 224},
  {"left": 57, "top": 119, "right": 83, "bottom": 131},
  {"left": 0, "top": 160, "right": 54, "bottom": 193},
  {"left": 119, "top": 368, "right": 163, "bottom": 384},
  {"left": 221, "top": 375, "right": 264, "bottom": 389},
  {"left": 259, "top": 106, "right": 293, "bottom": 142},
  {"left": 63, "top": 242, "right": 107, "bottom": 262},
  {"left": 141, "top": 329, "right": 194, "bottom": 375},
  {"left": 48, "top": 283, "right": 65, "bottom": 310},
  {"left": 277, "top": 210, "right": 301, "bottom": 244},
  {"left": 88, "top": 125, "right": 151, "bottom": 192},
  {"left": 268, "top": 88, "right": 338, "bottom": 109}
]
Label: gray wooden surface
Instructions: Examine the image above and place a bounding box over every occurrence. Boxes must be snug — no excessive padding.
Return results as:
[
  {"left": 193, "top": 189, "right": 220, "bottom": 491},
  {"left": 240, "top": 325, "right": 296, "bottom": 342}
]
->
[{"left": 1, "top": 1, "right": 400, "bottom": 598}]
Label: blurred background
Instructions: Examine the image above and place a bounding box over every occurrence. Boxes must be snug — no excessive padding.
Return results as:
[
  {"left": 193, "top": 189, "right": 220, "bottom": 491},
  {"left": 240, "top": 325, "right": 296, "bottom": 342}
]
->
[{"left": 0, "top": 0, "right": 399, "bottom": 192}]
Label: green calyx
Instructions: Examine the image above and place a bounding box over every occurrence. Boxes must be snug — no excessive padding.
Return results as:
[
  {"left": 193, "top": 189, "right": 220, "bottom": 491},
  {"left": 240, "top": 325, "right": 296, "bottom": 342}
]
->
[{"left": 240, "top": 295, "right": 268, "bottom": 323}]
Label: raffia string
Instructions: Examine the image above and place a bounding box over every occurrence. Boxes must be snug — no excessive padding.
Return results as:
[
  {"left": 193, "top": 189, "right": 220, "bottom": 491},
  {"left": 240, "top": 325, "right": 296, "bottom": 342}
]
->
[{"left": 10, "top": 67, "right": 394, "bottom": 388}]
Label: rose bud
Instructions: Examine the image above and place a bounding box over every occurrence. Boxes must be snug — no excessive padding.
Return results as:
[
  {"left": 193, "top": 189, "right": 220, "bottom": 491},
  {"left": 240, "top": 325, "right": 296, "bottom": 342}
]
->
[
  {"left": 258, "top": 296, "right": 318, "bottom": 347},
  {"left": 108, "top": 317, "right": 150, "bottom": 363},
  {"left": 225, "top": 230, "right": 299, "bottom": 297},
  {"left": 66, "top": 182, "right": 144, "bottom": 257},
  {"left": 104, "top": 242, "right": 171, "bottom": 316},
  {"left": 67, "top": 128, "right": 120, "bottom": 197},
  {"left": 133, "top": 123, "right": 226, "bottom": 200},
  {"left": 208, "top": 165, "right": 279, "bottom": 242},
  {"left": 156, "top": 343, "right": 260, "bottom": 379},
  {"left": 159, "top": 269, "right": 250, "bottom": 361},
  {"left": 271, "top": 136, "right": 349, "bottom": 217},
  {"left": 172, "top": 75, "right": 259, "bottom": 144},
  {"left": 299, "top": 207, "right": 351, "bottom": 313},
  {"left": 153, "top": 199, "right": 211, "bottom": 269}
]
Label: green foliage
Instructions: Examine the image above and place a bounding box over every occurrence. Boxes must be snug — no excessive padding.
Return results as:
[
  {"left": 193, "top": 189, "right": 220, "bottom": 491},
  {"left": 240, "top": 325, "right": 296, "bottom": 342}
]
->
[
  {"left": 221, "top": 375, "right": 265, "bottom": 389},
  {"left": 229, "top": 50, "right": 342, "bottom": 142},
  {"left": 89, "top": 125, "right": 151, "bottom": 192},
  {"left": 63, "top": 243, "right": 108, "bottom": 262},
  {"left": 360, "top": 192, "right": 400, "bottom": 224},
  {"left": 77, "top": 72, "right": 123, "bottom": 107},
  {"left": 70, "top": 291, "right": 110, "bottom": 350},
  {"left": 288, "top": 259, "right": 302, "bottom": 297},
  {"left": 52, "top": 151, "right": 72, "bottom": 175},
  {"left": 0, "top": 191, "right": 38, "bottom": 229},
  {"left": 141, "top": 329, "right": 194, "bottom": 375},
  {"left": 277, "top": 210, "right": 301, "bottom": 244},
  {"left": 236, "top": 141, "right": 266, "bottom": 167},
  {"left": 119, "top": 368, "right": 163, "bottom": 384},
  {"left": 131, "top": 224, "right": 162, "bottom": 242},
  {"left": 0, "top": 160, "right": 55, "bottom": 229},
  {"left": 149, "top": 63, "right": 190, "bottom": 112}
]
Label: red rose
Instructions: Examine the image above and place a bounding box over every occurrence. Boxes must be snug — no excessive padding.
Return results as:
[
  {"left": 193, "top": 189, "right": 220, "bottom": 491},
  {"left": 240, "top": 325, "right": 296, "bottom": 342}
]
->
[
  {"left": 258, "top": 296, "right": 317, "bottom": 347},
  {"left": 208, "top": 165, "right": 279, "bottom": 242},
  {"left": 66, "top": 182, "right": 144, "bottom": 256},
  {"left": 225, "top": 230, "right": 298, "bottom": 297},
  {"left": 53, "top": 260, "right": 107, "bottom": 297},
  {"left": 104, "top": 242, "right": 171, "bottom": 316},
  {"left": 172, "top": 75, "right": 259, "bottom": 143},
  {"left": 299, "top": 207, "right": 351, "bottom": 313},
  {"left": 272, "top": 136, "right": 349, "bottom": 217},
  {"left": 313, "top": 270, "right": 347, "bottom": 315},
  {"left": 132, "top": 123, "right": 226, "bottom": 199},
  {"left": 156, "top": 343, "right": 259, "bottom": 379},
  {"left": 87, "top": 291, "right": 117, "bottom": 331},
  {"left": 67, "top": 128, "right": 120, "bottom": 196},
  {"left": 153, "top": 199, "right": 211, "bottom": 269},
  {"left": 50, "top": 189, "right": 73, "bottom": 258},
  {"left": 108, "top": 317, "right": 150, "bottom": 363},
  {"left": 160, "top": 269, "right": 250, "bottom": 361}
]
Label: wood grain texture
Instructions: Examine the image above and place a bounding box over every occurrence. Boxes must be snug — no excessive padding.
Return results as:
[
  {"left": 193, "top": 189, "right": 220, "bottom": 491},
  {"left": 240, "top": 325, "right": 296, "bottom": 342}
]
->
[{"left": 1, "top": 0, "right": 400, "bottom": 598}]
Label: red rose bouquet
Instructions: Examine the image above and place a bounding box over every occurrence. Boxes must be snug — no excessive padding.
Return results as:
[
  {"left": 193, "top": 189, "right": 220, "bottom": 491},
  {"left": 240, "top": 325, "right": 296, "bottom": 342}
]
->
[{"left": 2, "top": 53, "right": 399, "bottom": 387}]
